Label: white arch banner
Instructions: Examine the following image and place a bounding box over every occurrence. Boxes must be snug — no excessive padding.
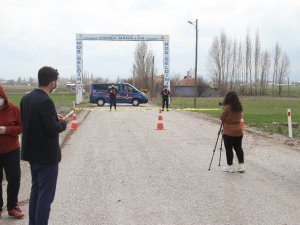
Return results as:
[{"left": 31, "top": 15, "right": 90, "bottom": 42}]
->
[{"left": 75, "top": 33, "right": 170, "bottom": 104}]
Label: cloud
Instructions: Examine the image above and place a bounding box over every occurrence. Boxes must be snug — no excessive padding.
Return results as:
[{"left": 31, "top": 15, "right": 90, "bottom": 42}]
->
[{"left": 0, "top": 0, "right": 300, "bottom": 80}]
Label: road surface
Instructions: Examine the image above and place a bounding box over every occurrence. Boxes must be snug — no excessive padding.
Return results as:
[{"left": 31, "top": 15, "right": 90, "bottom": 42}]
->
[{"left": 2, "top": 105, "right": 300, "bottom": 225}]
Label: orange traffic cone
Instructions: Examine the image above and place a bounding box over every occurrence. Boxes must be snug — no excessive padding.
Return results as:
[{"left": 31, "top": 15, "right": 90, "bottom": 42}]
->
[
  {"left": 155, "top": 114, "right": 165, "bottom": 130},
  {"left": 241, "top": 113, "right": 246, "bottom": 129},
  {"left": 69, "top": 113, "right": 79, "bottom": 130}
]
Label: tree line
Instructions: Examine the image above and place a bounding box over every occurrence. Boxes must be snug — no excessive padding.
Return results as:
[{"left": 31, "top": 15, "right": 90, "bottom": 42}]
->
[
  {"left": 3, "top": 33, "right": 291, "bottom": 99},
  {"left": 207, "top": 31, "right": 290, "bottom": 96}
]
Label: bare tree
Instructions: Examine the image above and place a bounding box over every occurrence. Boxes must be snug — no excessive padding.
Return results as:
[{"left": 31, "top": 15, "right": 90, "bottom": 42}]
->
[
  {"left": 229, "top": 39, "right": 237, "bottom": 90},
  {"left": 133, "top": 42, "right": 155, "bottom": 90},
  {"left": 236, "top": 41, "right": 244, "bottom": 94},
  {"left": 245, "top": 32, "right": 252, "bottom": 95},
  {"left": 208, "top": 36, "right": 222, "bottom": 89},
  {"left": 277, "top": 53, "right": 290, "bottom": 96},
  {"left": 259, "top": 51, "right": 271, "bottom": 95},
  {"left": 272, "top": 43, "right": 281, "bottom": 96},
  {"left": 220, "top": 32, "right": 230, "bottom": 94},
  {"left": 225, "top": 36, "right": 232, "bottom": 91},
  {"left": 254, "top": 30, "right": 261, "bottom": 95},
  {"left": 206, "top": 30, "right": 290, "bottom": 97},
  {"left": 207, "top": 32, "right": 232, "bottom": 94}
]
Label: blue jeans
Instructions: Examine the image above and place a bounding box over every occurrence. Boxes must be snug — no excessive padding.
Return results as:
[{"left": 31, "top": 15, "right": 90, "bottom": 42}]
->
[{"left": 29, "top": 163, "right": 58, "bottom": 225}]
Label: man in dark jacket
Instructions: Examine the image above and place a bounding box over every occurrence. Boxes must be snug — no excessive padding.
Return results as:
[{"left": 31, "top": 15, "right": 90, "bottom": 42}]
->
[
  {"left": 108, "top": 84, "right": 118, "bottom": 110},
  {"left": 161, "top": 86, "right": 170, "bottom": 111},
  {"left": 20, "top": 66, "right": 69, "bottom": 225}
]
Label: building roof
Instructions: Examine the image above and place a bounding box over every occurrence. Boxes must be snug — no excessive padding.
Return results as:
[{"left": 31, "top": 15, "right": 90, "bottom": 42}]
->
[{"left": 176, "top": 75, "right": 195, "bottom": 86}]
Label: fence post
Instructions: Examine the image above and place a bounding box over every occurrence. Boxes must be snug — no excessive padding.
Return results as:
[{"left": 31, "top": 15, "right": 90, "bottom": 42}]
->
[{"left": 287, "top": 108, "right": 293, "bottom": 138}]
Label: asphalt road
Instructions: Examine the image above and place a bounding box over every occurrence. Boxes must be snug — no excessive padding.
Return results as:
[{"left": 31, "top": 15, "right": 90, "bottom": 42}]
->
[{"left": 2, "top": 104, "right": 300, "bottom": 225}]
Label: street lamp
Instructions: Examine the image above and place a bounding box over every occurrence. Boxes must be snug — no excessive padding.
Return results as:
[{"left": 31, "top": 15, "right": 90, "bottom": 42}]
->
[{"left": 188, "top": 19, "right": 198, "bottom": 108}]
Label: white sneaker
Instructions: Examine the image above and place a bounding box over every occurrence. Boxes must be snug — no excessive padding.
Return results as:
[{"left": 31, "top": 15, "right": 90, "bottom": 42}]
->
[
  {"left": 236, "top": 163, "right": 246, "bottom": 173},
  {"left": 222, "top": 165, "right": 234, "bottom": 173}
]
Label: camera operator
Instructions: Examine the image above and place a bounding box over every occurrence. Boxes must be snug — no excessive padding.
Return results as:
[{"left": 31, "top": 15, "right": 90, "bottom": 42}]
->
[{"left": 220, "top": 91, "right": 245, "bottom": 173}]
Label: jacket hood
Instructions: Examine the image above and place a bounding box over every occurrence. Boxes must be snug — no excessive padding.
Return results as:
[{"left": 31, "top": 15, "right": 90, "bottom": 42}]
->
[{"left": 0, "top": 85, "right": 9, "bottom": 106}]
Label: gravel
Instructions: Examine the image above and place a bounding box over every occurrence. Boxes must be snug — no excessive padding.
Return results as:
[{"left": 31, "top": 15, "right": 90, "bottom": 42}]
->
[{"left": 2, "top": 104, "right": 300, "bottom": 225}]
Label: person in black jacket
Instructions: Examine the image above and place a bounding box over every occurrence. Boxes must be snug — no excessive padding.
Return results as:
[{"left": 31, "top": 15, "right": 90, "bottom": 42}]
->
[
  {"left": 108, "top": 84, "right": 118, "bottom": 110},
  {"left": 20, "top": 66, "right": 69, "bottom": 225},
  {"left": 161, "top": 86, "right": 170, "bottom": 111}
]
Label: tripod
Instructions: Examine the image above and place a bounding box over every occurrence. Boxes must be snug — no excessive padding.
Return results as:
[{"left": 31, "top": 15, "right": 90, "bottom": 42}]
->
[{"left": 208, "top": 123, "right": 224, "bottom": 171}]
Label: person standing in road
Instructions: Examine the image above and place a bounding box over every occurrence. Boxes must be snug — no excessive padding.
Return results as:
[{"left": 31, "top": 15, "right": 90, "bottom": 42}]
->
[
  {"left": 0, "top": 85, "right": 25, "bottom": 219},
  {"left": 220, "top": 91, "right": 245, "bottom": 173},
  {"left": 108, "top": 84, "right": 118, "bottom": 110},
  {"left": 20, "top": 66, "right": 69, "bottom": 225},
  {"left": 161, "top": 86, "right": 170, "bottom": 111}
]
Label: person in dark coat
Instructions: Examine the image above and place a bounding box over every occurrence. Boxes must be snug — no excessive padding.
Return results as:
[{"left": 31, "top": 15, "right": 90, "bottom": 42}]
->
[
  {"left": 20, "top": 66, "right": 69, "bottom": 225},
  {"left": 108, "top": 84, "right": 118, "bottom": 110},
  {"left": 160, "top": 86, "right": 170, "bottom": 111},
  {"left": 0, "top": 85, "right": 24, "bottom": 218}
]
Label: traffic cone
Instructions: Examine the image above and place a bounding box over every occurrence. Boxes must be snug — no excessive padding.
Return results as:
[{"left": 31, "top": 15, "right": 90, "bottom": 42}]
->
[
  {"left": 155, "top": 114, "right": 165, "bottom": 130},
  {"left": 69, "top": 113, "right": 79, "bottom": 130},
  {"left": 241, "top": 113, "right": 246, "bottom": 129}
]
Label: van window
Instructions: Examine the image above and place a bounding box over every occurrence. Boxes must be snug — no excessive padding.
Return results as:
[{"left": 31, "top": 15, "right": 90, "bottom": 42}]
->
[
  {"left": 108, "top": 84, "right": 119, "bottom": 90},
  {"left": 124, "top": 84, "right": 137, "bottom": 93},
  {"left": 92, "top": 84, "right": 109, "bottom": 90},
  {"left": 123, "top": 84, "right": 129, "bottom": 92}
]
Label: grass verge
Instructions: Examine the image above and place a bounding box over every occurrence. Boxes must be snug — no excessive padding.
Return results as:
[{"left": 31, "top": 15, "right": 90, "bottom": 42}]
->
[{"left": 154, "top": 97, "right": 300, "bottom": 139}]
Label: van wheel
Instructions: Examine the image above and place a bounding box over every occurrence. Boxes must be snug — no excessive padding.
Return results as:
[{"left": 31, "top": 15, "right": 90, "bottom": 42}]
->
[
  {"left": 97, "top": 98, "right": 105, "bottom": 106},
  {"left": 132, "top": 99, "right": 140, "bottom": 106}
]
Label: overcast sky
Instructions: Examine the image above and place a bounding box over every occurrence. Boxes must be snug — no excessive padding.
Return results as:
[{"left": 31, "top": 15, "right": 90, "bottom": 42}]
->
[{"left": 1, "top": 0, "right": 299, "bottom": 81}]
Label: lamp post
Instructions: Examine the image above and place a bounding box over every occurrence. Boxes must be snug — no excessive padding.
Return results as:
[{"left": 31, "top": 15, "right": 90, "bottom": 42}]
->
[{"left": 188, "top": 19, "right": 198, "bottom": 108}]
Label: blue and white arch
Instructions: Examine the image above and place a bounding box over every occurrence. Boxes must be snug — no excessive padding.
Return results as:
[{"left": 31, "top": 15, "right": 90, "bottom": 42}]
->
[{"left": 75, "top": 33, "right": 170, "bottom": 104}]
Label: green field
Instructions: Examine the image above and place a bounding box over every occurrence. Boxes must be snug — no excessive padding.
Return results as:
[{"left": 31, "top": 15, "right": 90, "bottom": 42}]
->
[
  {"left": 154, "top": 97, "right": 300, "bottom": 138},
  {"left": 7, "top": 92, "right": 75, "bottom": 115},
  {"left": 266, "top": 85, "right": 300, "bottom": 97},
  {"left": 3, "top": 85, "right": 76, "bottom": 114},
  {"left": 3, "top": 85, "right": 300, "bottom": 138}
]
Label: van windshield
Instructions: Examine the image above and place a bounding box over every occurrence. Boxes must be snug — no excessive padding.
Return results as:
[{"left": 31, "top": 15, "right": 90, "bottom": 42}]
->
[{"left": 123, "top": 84, "right": 138, "bottom": 93}]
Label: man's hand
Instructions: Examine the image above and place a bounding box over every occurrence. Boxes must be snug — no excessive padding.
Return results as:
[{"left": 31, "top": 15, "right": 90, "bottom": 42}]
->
[
  {"left": 63, "top": 117, "right": 70, "bottom": 123},
  {"left": 57, "top": 113, "right": 71, "bottom": 124},
  {"left": 57, "top": 114, "right": 64, "bottom": 120},
  {"left": 0, "top": 126, "right": 6, "bottom": 134}
]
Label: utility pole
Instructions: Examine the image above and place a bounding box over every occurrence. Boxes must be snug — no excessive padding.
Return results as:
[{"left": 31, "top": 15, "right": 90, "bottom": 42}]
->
[
  {"left": 194, "top": 19, "right": 198, "bottom": 108},
  {"left": 151, "top": 56, "right": 154, "bottom": 97},
  {"left": 188, "top": 19, "right": 198, "bottom": 108}
]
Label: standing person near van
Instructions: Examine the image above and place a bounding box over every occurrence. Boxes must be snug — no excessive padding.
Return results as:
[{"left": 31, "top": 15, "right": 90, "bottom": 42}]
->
[
  {"left": 220, "top": 91, "right": 245, "bottom": 173},
  {"left": 161, "top": 86, "right": 170, "bottom": 111},
  {"left": 0, "top": 85, "right": 24, "bottom": 218},
  {"left": 20, "top": 66, "right": 69, "bottom": 225},
  {"left": 108, "top": 84, "right": 118, "bottom": 110}
]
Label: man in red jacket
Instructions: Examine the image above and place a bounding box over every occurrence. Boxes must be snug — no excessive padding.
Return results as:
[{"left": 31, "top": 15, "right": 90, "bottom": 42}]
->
[{"left": 0, "top": 85, "right": 24, "bottom": 218}]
